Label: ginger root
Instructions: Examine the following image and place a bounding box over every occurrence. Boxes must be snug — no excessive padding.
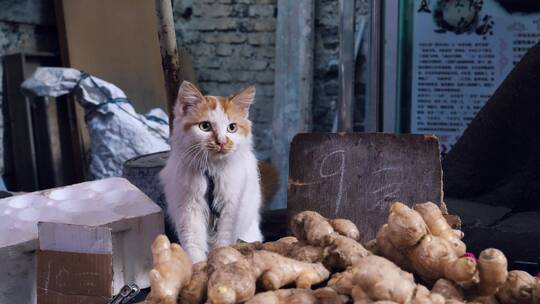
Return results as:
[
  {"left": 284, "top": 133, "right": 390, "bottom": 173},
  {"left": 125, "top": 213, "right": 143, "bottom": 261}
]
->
[
  {"left": 374, "top": 202, "right": 477, "bottom": 283},
  {"left": 324, "top": 234, "right": 370, "bottom": 270},
  {"left": 180, "top": 262, "right": 208, "bottom": 304},
  {"left": 352, "top": 255, "right": 417, "bottom": 303},
  {"left": 291, "top": 211, "right": 369, "bottom": 270},
  {"left": 144, "top": 235, "right": 193, "bottom": 304},
  {"left": 143, "top": 208, "right": 517, "bottom": 304},
  {"left": 496, "top": 270, "right": 538, "bottom": 304},
  {"left": 234, "top": 237, "right": 325, "bottom": 263},
  {"left": 327, "top": 267, "right": 354, "bottom": 295},
  {"left": 245, "top": 288, "right": 346, "bottom": 304},
  {"left": 207, "top": 258, "right": 257, "bottom": 304},
  {"left": 291, "top": 211, "right": 360, "bottom": 246},
  {"left": 474, "top": 248, "right": 508, "bottom": 297},
  {"left": 245, "top": 289, "right": 317, "bottom": 304},
  {"left": 413, "top": 202, "right": 466, "bottom": 257},
  {"left": 207, "top": 249, "right": 331, "bottom": 304},
  {"left": 252, "top": 250, "right": 331, "bottom": 290},
  {"left": 431, "top": 279, "right": 465, "bottom": 302}
]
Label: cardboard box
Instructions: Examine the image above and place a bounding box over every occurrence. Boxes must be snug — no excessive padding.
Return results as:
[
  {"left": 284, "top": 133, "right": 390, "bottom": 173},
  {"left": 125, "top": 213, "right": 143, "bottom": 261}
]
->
[{"left": 37, "top": 223, "right": 113, "bottom": 304}]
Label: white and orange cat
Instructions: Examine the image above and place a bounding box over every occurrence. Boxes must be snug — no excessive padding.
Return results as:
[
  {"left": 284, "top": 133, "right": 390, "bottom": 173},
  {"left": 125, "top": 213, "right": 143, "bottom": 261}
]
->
[{"left": 160, "top": 81, "right": 263, "bottom": 262}]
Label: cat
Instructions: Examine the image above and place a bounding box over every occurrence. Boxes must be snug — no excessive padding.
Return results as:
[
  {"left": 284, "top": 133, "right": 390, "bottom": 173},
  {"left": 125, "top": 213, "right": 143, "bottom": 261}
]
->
[{"left": 160, "top": 81, "right": 263, "bottom": 262}]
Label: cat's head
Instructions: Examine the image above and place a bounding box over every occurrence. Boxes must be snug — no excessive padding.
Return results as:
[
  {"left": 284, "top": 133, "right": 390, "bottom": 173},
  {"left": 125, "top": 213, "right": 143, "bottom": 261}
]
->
[{"left": 173, "top": 81, "right": 255, "bottom": 160}]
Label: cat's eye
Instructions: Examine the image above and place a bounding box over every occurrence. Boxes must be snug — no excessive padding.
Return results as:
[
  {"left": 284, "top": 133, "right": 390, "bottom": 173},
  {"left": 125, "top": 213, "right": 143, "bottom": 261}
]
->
[
  {"left": 227, "top": 123, "right": 237, "bottom": 133},
  {"left": 199, "top": 121, "right": 212, "bottom": 132}
]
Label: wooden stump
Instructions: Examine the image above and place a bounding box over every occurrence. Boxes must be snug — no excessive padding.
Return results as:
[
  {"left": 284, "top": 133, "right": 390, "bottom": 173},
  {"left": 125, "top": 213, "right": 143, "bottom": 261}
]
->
[{"left": 122, "top": 151, "right": 178, "bottom": 242}]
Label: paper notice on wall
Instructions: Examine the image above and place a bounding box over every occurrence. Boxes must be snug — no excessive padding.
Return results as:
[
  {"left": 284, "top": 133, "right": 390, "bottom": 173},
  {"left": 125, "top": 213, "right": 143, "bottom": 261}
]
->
[{"left": 410, "top": 0, "right": 540, "bottom": 154}]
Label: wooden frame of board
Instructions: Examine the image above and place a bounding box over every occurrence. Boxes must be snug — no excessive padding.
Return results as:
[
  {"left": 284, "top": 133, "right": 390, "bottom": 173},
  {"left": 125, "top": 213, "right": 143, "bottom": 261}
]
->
[{"left": 3, "top": 52, "right": 86, "bottom": 191}]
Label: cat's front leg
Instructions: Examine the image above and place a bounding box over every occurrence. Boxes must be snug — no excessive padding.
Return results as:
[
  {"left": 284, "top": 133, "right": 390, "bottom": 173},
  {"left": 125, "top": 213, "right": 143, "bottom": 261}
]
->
[
  {"left": 213, "top": 201, "right": 237, "bottom": 248},
  {"left": 174, "top": 202, "right": 209, "bottom": 262}
]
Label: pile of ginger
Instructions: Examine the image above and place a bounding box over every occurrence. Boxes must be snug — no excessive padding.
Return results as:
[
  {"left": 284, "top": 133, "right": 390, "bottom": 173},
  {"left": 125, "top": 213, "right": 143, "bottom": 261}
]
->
[{"left": 144, "top": 202, "right": 540, "bottom": 304}]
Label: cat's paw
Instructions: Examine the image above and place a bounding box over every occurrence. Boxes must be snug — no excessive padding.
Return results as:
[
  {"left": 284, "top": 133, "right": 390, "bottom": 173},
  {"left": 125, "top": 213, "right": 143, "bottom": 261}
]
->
[{"left": 187, "top": 248, "right": 208, "bottom": 263}]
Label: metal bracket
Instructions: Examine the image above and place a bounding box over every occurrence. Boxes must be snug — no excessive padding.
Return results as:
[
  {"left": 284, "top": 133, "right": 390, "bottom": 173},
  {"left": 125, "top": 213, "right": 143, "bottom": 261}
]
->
[{"left": 109, "top": 283, "right": 140, "bottom": 304}]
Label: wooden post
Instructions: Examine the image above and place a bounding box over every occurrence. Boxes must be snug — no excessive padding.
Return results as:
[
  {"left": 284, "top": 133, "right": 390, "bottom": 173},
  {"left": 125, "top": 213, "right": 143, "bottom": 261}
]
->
[
  {"left": 337, "top": 0, "right": 355, "bottom": 132},
  {"left": 155, "top": 0, "right": 180, "bottom": 129},
  {"left": 271, "top": 0, "right": 314, "bottom": 209}
]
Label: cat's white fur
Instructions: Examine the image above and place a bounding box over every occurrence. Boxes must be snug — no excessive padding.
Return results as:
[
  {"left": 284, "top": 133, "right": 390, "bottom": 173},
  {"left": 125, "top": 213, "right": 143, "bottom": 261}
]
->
[{"left": 160, "top": 81, "right": 263, "bottom": 262}]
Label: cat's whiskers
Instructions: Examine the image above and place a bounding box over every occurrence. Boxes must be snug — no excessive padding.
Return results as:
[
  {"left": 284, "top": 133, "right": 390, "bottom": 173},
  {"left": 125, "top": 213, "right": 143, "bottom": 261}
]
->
[{"left": 174, "top": 142, "right": 204, "bottom": 172}]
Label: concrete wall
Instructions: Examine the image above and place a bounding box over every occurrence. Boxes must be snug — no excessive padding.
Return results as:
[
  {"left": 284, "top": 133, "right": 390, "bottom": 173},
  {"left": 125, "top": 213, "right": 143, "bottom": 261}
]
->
[{"left": 0, "top": 0, "right": 59, "bottom": 175}]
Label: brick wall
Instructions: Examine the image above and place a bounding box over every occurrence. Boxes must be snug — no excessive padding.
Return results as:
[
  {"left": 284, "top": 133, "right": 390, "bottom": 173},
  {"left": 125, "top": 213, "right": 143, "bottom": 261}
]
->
[
  {"left": 174, "top": 0, "right": 369, "bottom": 159},
  {"left": 173, "top": 0, "right": 277, "bottom": 160}
]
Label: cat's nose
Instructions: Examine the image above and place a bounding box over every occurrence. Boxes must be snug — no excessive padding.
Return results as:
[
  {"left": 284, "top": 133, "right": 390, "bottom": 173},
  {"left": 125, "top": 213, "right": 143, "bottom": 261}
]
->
[{"left": 216, "top": 138, "right": 227, "bottom": 148}]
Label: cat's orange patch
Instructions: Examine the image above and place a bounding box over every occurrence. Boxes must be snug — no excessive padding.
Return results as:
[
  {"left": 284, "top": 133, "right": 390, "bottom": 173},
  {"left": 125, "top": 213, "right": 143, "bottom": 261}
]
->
[
  {"left": 182, "top": 98, "right": 214, "bottom": 131},
  {"left": 220, "top": 97, "right": 251, "bottom": 136},
  {"left": 182, "top": 95, "right": 251, "bottom": 137}
]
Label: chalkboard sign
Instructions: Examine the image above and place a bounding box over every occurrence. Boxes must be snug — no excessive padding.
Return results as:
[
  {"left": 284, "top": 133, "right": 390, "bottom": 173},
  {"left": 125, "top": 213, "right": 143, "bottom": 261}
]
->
[{"left": 288, "top": 133, "right": 442, "bottom": 241}]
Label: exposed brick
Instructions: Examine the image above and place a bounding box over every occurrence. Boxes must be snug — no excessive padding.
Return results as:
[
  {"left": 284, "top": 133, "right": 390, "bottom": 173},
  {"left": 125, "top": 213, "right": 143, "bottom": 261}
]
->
[
  {"left": 190, "top": 18, "right": 237, "bottom": 31},
  {"left": 257, "top": 46, "right": 275, "bottom": 58},
  {"left": 202, "top": 32, "right": 247, "bottom": 44},
  {"left": 253, "top": 19, "right": 276, "bottom": 32},
  {"left": 199, "top": 69, "right": 231, "bottom": 82},
  {"left": 255, "top": 71, "right": 274, "bottom": 83},
  {"left": 231, "top": 4, "right": 249, "bottom": 17},
  {"left": 215, "top": 43, "right": 234, "bottom": 56},
  {"left": 239, "top": 45, "right": 254, "bottom": 57},
  {"left": 200, "top": 4, "right": 233, "bottom": 17},
  {"left": 195, "top": 57, "right": 221, "bottom": 68},
  {"left": 247, "top": 32, "right": 275, "bottom": 45},
  {"left": 248, "top": 5, "right": 275, "bottom": 17},
  {"left": 257, "top": 84, "right": 274, "bottom": 97},
  {"left": 221, "top": 57, "right": 268, "bottom": 71}
]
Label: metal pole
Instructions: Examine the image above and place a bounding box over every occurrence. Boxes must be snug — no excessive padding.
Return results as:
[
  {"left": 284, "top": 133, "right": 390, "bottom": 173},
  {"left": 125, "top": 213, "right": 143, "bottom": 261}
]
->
[
  {"left": 382, "top": 0, "right": 400, "bottom": 133},
  {"left": 337, "top": 0, "right": 355, "bottom": 132},
  {"left": 155, "top": 0, "right": 181, "bottom": 130},
  {"left": 366, "top": 0, "right": 383, "bottom": 132}
]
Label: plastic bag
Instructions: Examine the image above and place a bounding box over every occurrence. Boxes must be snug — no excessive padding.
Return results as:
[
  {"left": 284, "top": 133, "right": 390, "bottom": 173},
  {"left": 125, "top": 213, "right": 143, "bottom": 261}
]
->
[{"left": 21, "top": 67, "right": 170, "bottom": 179}]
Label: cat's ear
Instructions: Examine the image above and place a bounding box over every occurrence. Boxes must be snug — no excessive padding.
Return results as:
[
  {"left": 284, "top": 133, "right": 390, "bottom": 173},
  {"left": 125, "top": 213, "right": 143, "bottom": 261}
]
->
[
  {"left": 176, "top": 81, "right": 204, "bottom": 116},
  {"left": 230, "top": 85, "right": 256, "bottom": 117}
]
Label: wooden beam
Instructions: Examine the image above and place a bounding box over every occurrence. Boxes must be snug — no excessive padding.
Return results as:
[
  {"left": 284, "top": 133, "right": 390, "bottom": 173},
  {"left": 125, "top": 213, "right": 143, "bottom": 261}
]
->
[
  {"left": 271, "top": 0, "right": 314, "bottom": 209},
  {"left": 155, "top": 0, "right": 181, "bottom": 130},
  {"left": 337, "top": 0, "right": 355, "bottom": 132},
  {"left": 3, "top": 53, "right": 39, "bottom": 191}
]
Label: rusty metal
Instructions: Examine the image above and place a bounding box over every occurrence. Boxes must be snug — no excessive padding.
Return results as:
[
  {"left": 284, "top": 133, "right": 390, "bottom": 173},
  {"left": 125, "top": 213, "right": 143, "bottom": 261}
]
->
[{"left": 155, "top": 0, "right": 181, "bottom": 130}]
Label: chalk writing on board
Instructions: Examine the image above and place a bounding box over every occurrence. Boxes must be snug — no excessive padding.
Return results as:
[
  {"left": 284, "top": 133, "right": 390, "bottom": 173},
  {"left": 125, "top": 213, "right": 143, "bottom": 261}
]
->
[
  {"left": 369, "top": 168, "right": 402, "bottom": 212},
  {"left": 319, "top": 150, "right": 345, "bottom": 214}
]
